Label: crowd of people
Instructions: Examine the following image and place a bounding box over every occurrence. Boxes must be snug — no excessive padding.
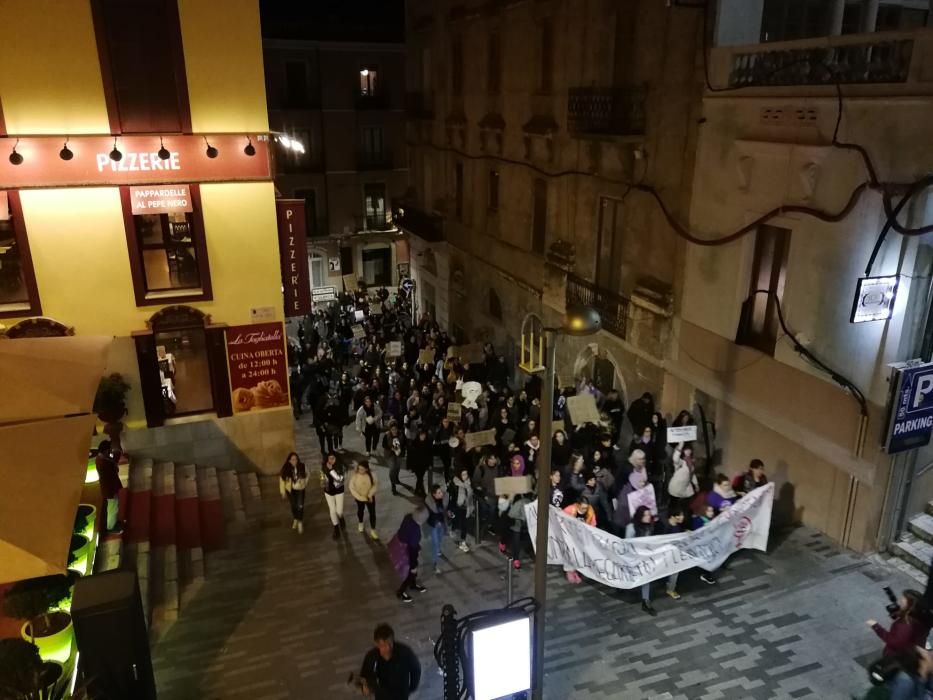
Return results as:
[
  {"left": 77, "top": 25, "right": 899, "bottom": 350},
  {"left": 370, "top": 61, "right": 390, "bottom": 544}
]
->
[{"left": 279, "top": 281, "right": 775, "bottom": 615}]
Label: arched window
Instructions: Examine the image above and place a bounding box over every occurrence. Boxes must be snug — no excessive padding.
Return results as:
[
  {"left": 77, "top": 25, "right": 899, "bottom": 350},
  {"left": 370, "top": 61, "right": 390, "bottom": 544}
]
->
[{"left": 488, "top": 289, "right": 502, "bottom": 320}]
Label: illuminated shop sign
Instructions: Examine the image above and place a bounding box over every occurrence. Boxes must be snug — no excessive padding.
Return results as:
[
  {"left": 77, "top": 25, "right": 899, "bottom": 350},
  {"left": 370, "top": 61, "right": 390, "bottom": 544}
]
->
[
  {"left": 850, "top": 276, "right": 898, "bottom": 324},
  {"left": 129, "top": 185, "right": 192, "bottom": 215},
  {"left": 0, "top": 134, "right": 270, "bottom": 188}
]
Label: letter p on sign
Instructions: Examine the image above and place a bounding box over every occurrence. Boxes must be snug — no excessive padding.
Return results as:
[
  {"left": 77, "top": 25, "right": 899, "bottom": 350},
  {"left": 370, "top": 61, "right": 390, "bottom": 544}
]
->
[{"left": 914, "top": 374, "right": 933, "bottom": 409}]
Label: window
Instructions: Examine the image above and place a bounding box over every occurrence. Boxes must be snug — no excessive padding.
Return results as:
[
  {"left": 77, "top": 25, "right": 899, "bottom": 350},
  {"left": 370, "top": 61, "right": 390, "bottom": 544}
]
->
[
  {"left": 340, "top": 246, "right": 354, "bottom": 275},
  {"left": 282, "top": 128, "right": 313, "bottom": 172},
  {"left": 0, "top": 191, "right": 41, "bottom": 317},
  {"left": 488, "top": 289, "right": 503, "bottom": 320},
  {"left": 285, "top": 61, "right": 310, "bottom": 107},
  {"left": 487, "top": 33, "right": 501, "bottom": 95},
  {"left": 760, "top": 0, "right": 830, "bottom": 42},
  {"left": 93, "top": 0, "right": 189, "bottom": 133},
  {"left": 362, "top": 246, "right": 392, "bottom": 286},
  {"left": 596, "top": 197, "right": 625, "bottom": 293},
  {"left": 121, "top": 185, "right": 212, "bottom": 306},
  {"left": 294, "top": 189, "right": 319, "bottom": 237},
  {"left": 488, "top": 170, "right": 500, "bottom": 212},
  {"left": 360, "top": 126, "right": 385, "bottom": 167},
  {"left": 452, "top": 37, "right": 464, "bottom": 96},
  {"left": 309, "top": 250, "right": 326, "bottom": 289},
  {"left": 360, "top": 66, "right": 379, "bottom": 96},
  {"left": 736, "top": 224, "right": 790, "bottom": 355},
  {"left": 455, "top": 163, "right": 464, "bottom": 219},
  {"left": 363, "top": 183, "right": 387, "bottom": 230},
  {"left": 539, "top": 19, "right": 554, "bottom": 93},
  {"left": 532, "top": 178, "right": 547, "bottom": 254}
]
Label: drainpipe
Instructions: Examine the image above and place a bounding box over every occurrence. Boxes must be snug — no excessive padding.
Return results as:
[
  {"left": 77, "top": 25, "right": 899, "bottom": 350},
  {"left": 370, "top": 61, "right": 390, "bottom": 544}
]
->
[{"left": 862, "top": 0, "right": 880, "bottom": 33}]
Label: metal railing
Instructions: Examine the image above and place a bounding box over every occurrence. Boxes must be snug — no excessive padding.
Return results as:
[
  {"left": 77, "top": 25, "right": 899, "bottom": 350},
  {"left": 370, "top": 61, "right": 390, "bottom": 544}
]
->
[
  {"left": 394, "top": 202, "right": 445, "bottom": 242},
  {"left": 729, "top": 37, "right": 914, "bottom": 87},
  {"left": 354, "top": 214, "right": 396, "bottom": 233},
  {"left": 567, "top": 86, "right": 646, "bottom": 137},
  {"left": 566, "top": 273, "right": 630, "bottom": 340}
]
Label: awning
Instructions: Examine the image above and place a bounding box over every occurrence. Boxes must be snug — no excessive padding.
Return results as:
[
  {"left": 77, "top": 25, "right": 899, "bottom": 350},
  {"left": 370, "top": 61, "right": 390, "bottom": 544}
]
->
[
  {"left": 0, "top": 415, "right": 97, "bottom": 583},
  {"left": 0, "top": 336, "right": 112, "bottom": 425}
]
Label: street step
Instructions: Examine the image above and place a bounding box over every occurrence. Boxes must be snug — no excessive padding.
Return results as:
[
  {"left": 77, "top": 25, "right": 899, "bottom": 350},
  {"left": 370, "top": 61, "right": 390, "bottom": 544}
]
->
[
  {"left": 196, "top": 466, "right": 226, "bottom": 551},
  {"left": 151, "top": 462, "right": 176, "bottom": 547},
  {"left": 217, "top": 468, "right": 248, "bottom": 533},
  {"left": 891, "top": 535, "right": 932, "bottom": 582},
  {"left": 174, "top": 464, "right": 205, "bottom": 611},
  {"left": 237, "top": 471, "right": 265, "bottom": 518},
  {"left": 125, "top": 459, "right": 153, "bottom": 545},
  {"left": 908, "top": 513, "right": 933, "bottom": 546}
]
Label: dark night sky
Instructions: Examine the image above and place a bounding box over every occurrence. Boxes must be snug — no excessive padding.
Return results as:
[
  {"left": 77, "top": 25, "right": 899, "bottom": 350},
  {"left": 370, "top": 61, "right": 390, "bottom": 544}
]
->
[{"left": 260, "top": 0, "right": 406, "bottom": 42}]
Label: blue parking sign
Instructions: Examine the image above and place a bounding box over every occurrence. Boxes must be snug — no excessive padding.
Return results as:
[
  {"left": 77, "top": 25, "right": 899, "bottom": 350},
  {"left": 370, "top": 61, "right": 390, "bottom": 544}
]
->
[{"left": 885, "top": 361, "right": 933, "bottom": 454}]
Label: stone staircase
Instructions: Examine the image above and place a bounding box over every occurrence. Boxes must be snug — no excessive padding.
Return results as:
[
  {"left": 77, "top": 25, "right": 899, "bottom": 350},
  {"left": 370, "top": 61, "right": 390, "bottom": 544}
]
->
[
  {"left": 115, "top": 457, "right": 276, "bottom": 641},
  {"left": 890, "top": 506, "right": 933, "bottom": 586}
]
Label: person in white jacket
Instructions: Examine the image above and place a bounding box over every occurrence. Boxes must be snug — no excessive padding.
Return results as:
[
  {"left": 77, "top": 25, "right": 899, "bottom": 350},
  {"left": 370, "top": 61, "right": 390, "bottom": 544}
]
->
[
  {"left": 356, "top": 396, "right": 383, "bottom": 456},
  {"left": 667, "top": 442, "right": 699, "bottom": 518},
  {"left": 279, "top": 452, "right": 309, "bottom": 534}
]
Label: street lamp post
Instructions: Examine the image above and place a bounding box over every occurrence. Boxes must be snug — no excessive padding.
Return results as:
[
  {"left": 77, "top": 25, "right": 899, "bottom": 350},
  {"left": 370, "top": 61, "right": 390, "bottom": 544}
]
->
[{"left": 531, "top": 306, "right": 600, "bottom": 700}]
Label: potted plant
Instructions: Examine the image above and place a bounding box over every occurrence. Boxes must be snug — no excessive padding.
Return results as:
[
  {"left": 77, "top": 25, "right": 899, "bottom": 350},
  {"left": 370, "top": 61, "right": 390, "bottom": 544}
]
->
[
  {"left": 73, "top": 504, "right": 96, "bottom": 541},
  {"left": 93, "top": 373, "right": 130, "bottom": 452},
  {"left": 0, "top": 638, "right": 64, "bottom": 700},
  {"left": 2, "top": 574, "right": 75, "bottom": 666},
  {"left": 68, "top": 535, "right": 91, "bottom": 576}
]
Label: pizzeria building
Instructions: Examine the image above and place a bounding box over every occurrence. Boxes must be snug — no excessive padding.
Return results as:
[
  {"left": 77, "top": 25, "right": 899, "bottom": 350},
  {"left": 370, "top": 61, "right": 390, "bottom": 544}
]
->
[{"left": 0, "top": 0, "right": 296, "bottom": 473}]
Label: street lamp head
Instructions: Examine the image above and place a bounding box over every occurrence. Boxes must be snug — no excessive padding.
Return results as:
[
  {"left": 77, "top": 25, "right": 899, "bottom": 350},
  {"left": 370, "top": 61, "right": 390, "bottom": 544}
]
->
[{"left": 562, "top": 305, "right": 601, "bottom": 336}]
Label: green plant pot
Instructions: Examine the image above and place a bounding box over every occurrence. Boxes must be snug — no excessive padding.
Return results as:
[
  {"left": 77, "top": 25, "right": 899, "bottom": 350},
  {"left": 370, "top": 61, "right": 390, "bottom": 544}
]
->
[
  {"left": 39, "top": 659, "right": 65, "bottom": 700},
  {"left": 21, "top": 611, "right": 73, "bottom": 666},
  {"left": 73, "top": 504, "right": 96, "bottom": 541},
  {"left": 69, "top": 534, "right": 90, "bottom": 576}
]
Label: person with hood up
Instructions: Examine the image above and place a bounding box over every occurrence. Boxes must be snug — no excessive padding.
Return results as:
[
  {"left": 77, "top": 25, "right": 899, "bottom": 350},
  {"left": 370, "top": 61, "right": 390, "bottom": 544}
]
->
[
  {"left": 395, "top": 507, "right": 430, "bottom": 603},
  {"left": 627, "top": 392, "right": 655, "bottom": 436},
  {"left": 448, "top": 467, "right": 475, "bottom": 553},
  {"left": 509, "top": 453, "right": 527, "bottom": 477},
  {"left": 668, "top": 442, "right": 699, "bottom": 518},
  {"left": 508, "top": 491, "right": 534, "bottom": 569}
]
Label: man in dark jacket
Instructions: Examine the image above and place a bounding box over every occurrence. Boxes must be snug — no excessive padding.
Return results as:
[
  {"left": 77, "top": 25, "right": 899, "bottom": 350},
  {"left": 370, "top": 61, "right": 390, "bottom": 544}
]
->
[
  {"left": 359, "top": 623, "right": 421, "bottom": 699},
  {"left": 407, "top": 428, "right": 434, "bottom": 497},
  {"left": 396, "top": 509, "right": 428, "bottom": 602},
  {"left": 627, "top": 392, "right": 655, "bottom": 436}
]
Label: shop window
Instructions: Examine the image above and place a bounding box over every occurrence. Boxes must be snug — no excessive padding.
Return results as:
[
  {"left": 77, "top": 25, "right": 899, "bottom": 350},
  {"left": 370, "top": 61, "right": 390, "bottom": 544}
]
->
[
  {"left": 121, "top": 185, "right": 212, "bottom": 307},
  {"left": 362, "top": 246, "right": 392, "bottom": 286},
  {"left": 309, "top": 250, "right": 326, "bottom": 289},
  {"left": 488, "top": 170, "right": 500, "bottom": 212},
  {"left": 736, "top": 224, "right": 791, "bottom": 355},
  {"left": 360, "top": 66, "right": 379, "bottom": 96},
  {"left": 0, "top": 191, "right": 41, "bottom": 318},
  {"left": 532, "top": 178, "right": 547, "bottom": 254},
  {"left": 93, "top": 0, "right": 189, "bottom": 133}
]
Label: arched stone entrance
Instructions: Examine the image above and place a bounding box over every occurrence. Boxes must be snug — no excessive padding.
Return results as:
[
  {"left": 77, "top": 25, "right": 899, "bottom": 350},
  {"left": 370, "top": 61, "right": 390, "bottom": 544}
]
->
[{"left": 572, "top": 342, "right": 628, "bottom": 403}]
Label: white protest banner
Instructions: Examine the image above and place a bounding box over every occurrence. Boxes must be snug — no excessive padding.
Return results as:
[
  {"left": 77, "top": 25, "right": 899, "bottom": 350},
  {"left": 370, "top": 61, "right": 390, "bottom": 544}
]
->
[
  {"left": 626, "top": 483, "right": 657, "bottom": 517},
  {"left": 667, "top": 425, "right": 698, "bottom": 443},
  {"left": 525, "top": 483, "right": 774, "bottom": 589},
  {"left": 567, "top": 394, "right": 601, "bottom": 426}
]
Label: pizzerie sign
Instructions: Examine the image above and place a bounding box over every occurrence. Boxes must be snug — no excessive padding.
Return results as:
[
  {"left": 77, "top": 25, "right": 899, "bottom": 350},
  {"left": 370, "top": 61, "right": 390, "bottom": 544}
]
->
[
  {"left": 276, "top": 199, "right": 311, "bottom": 318},
  {"left": 0, "top": 134, "right": 271, "bottom": 188}
]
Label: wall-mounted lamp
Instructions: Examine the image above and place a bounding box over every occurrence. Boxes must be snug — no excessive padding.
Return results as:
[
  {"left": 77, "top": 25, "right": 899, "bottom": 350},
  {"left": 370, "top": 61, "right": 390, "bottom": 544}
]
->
[
  {"left": 360, "top": 68, "right": 370, "bottom": 77},
  {"left": 244, "top": 136, "right": 256, "bottom": 157},
  {"left": 109, "top": 138, "right": 122, "bottom": 162},
  {"left": 204, "top": 136, "right": 218, "bottom": 159},
  {"left": 9, "top": 139, "right": 23, "bottom": 166},
  {"left": 158, "top": 137, "right": 170, "bottom": 161},
  {"left": 59, "top": 139, "right": 74, "bottom": 161}
]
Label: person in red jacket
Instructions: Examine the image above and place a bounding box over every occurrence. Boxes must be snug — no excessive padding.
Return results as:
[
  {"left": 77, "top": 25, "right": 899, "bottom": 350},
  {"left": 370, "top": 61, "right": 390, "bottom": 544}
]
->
[
  {"left": 867, "top": 589, "right": 932, "bottom": 657},
  {"left": 560, "top": 497, "right": 596, "bottom": 584}
]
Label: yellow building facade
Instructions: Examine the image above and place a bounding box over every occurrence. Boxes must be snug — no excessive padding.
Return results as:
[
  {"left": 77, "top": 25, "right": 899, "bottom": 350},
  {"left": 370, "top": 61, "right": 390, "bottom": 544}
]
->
[{"left": 0, "top": 0, "right": 294, "bottom": 472}]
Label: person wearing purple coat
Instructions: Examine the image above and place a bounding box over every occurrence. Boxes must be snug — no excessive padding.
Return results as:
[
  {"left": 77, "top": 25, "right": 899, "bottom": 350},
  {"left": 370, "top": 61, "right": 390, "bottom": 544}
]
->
[{"left": 396, "top": 507, "right": 429, "bottom": 603}]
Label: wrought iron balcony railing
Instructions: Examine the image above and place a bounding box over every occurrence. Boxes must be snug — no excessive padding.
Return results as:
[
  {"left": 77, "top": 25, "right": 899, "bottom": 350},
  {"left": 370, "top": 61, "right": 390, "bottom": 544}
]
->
[
  {"left": 566, "top": 273, "right": 630, "bottom": 340},
  {"left": 394, "top": 203, "right": 445, "bottom": 243},
  {"left": 567, "top": 86, "right": 646, "bottom": 138}
]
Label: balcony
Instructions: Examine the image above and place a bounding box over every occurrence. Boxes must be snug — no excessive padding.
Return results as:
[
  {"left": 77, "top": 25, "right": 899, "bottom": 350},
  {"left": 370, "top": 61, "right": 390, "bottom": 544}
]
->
[
  {"left": 394, "top": 203, "right": 445, "bottom": 243},
  {"left": 355, "top": 214, "right": 396, "bottom": 233},
  {"left": 710, "top": 30, "right": 933, "bottom": 91},
  {"left": 567, "top": 86, "right": 646, "bottom": 138},
  {"left": 357, "top": 150, "right": 395, "bottom": 171},
  {"left": 566, "top": 273, "right": 630, "bottom": 340},
  {"left": 405, "top": 91, "right": 434, "bottom": 119},
  {"left": 355, "top": 91, "right": 391, "bottom": 110}
]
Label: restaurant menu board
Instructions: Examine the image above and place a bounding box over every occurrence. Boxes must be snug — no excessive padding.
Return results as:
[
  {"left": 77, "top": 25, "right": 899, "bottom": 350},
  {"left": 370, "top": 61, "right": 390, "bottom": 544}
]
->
[{"left": 225, "top": 322, "right": 290, "bottom": 414}]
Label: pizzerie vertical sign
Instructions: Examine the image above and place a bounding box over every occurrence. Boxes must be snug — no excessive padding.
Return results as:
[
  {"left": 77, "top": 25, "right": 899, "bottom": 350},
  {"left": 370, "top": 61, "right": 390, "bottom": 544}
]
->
[{"left": 275, "top": 199, "right": 311, "bottom": 318}]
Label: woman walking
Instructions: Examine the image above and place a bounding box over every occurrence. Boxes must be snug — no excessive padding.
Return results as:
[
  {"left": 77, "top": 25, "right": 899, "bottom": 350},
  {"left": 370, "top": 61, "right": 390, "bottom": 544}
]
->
[
  {"left": 349, "top": 460, "right": 379, "bottom": 540},
  {"left": 625, "top": 505, "right": 676, "bottom": 616},
  {"left": 424, "top": 483, "right": 450, "bottom": 574},
  {"left": 395, "top": 507, "right": 430, "bottom": 603},
  {"left": 321, "top": 451, "right": 346, "bottom": 540},
  {"left": 448, "top": 467, "right": 475, "bottom": 553},
  {"left": 279, "top": 452, "right": 309, "bottom": 534},
  {"left": 356, "top": 395, "right": 383, "bottom": 456}
]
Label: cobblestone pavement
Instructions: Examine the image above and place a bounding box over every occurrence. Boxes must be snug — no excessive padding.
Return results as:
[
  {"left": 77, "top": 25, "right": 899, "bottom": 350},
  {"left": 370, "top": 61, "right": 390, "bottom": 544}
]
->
[{"left": 151, "top": 421, "right": 914, "bottom": 700}]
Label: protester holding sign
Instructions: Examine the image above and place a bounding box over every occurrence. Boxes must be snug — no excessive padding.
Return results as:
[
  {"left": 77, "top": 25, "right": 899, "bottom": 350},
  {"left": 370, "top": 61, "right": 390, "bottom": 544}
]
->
[
  {"left": 668, "top": 442, "right": 699, "bottom": 518},
  {"left": 356, "top": 396, "right": 383, "bottom": 456},
  {"left": 448, "top": 468, "right": 475, "bottom": 553}
]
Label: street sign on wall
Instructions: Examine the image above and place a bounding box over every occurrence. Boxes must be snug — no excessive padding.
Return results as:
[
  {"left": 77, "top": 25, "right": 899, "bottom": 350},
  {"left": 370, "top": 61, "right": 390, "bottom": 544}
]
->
[{"left": 884, "top": 361, "right": 933, "bottom": 454}]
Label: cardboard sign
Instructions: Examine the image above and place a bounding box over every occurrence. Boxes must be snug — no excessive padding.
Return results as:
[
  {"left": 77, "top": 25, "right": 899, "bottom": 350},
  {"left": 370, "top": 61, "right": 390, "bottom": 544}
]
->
[
  {"left": 448, "top": 343, "right": 485, "bottom": 365},
  {"left": 387, "top": 341, "right": 403, "bottom": 357},
  {"left": 447, "top": 402, "right": 462, "bottom": 421},
  {"left": 225, "top": 322, "right": 289, "bottom": 413},
  {"left": 351, "top": 324, "right": 366, "bottom": 339},
  {"left": 276, "top": 200, "right": 312, "bottom": 317},
  {"left": 418, "top": 348, "right": 435, "bottom": 366},
  {"left": 495, "top": 476, "right": 534, "bottom": 497},
  {"left": 464, "top": 429, "right": 496, "bottom": 452},
  {"left": 129, "top": 184, "right": 192, "bottom": 215},
  {"left": 312, "top": 286, "right": 337, "bottom": 303},
  {"left": 552, "top": 420, "right": 565, "bottom": 435},
  {"left": 567, "top": 394, "right": 602, "bottom": 426},
  {"left": 369, "top": 303, "right": 383, "bottom": 316},
  {"left": 626, "top": 483, "right": 658, "bottom": 517},
  {"left": 667, "top": 425, "right": 698, "bottom": 443},
  {"left": 343, "top": 274, "right": 358, "bottom": 292}
]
